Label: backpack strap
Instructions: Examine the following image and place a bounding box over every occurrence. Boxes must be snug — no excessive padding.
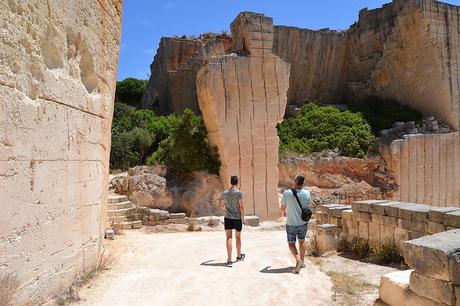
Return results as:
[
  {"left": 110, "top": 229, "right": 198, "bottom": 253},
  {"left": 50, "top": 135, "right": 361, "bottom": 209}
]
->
[{"left": 291, "top": 188, "right": 303, "bottom": 211}]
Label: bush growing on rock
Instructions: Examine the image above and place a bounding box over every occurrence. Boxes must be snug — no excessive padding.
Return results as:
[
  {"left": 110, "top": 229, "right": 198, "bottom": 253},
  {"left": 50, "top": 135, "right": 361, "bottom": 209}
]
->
[
  {"left": 278, "top": 103, "right": 375, "bottom": 158},
  {"left": 148, "top": 109, "right": 220, "bottom": 174}
]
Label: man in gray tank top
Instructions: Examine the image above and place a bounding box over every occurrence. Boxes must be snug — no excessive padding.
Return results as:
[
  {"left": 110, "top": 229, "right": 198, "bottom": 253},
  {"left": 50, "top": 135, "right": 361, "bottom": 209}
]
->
[{"left": 219, "top": 176, "right": 247, "bottom": 267}]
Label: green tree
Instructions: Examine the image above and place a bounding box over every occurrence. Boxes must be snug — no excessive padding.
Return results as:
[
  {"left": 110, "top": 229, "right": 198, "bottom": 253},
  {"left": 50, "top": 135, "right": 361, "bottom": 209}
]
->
[
  {"left": 148, "top": 109, "right": 220, "bottom": 174},
  {"left": 278, "top": 103, "right": 375, "bottom": 158},
  {"left": 115, "top": 78, "right": 148, "bottom": 108}
]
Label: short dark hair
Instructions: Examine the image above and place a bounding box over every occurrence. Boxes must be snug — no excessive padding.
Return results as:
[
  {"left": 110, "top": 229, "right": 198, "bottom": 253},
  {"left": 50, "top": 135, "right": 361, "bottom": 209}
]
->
[
  {"left": 295, "top": 175, "right": 305, "bottom": 186},
  {"left": 230, "top": 176, "right": 238, "bottom": 186}
]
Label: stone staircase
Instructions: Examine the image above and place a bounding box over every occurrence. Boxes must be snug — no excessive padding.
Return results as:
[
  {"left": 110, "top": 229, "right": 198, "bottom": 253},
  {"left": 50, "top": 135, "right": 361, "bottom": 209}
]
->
[{"left": 107, "top": 194, "right": 142, "bottom": 230}]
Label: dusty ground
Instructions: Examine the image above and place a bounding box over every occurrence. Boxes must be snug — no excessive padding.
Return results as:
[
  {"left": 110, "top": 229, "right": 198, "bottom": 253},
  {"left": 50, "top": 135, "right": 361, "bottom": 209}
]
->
[{"left": 71, "top": 227, "right": 398, "bottom": 306}]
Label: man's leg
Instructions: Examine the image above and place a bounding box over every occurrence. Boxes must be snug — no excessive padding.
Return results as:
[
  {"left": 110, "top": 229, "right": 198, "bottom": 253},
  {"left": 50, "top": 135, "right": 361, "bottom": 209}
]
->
[
  {"left": 288, "top": 242, "right": 301, "bottom": 263},
  {"left": 225, "top": 230, "right": 233, "bottom": 262},
  {"left": 235, "top": 230, "right": 241, "bottom": 258},
  {"left": 299, "top": 240, "right": 306, "bottom": 263}
]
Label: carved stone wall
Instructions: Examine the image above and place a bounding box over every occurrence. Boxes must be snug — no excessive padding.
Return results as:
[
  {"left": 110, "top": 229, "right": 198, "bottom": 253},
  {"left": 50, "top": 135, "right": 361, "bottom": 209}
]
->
[
  {"left": 196, "top": 12, "right": 290, "bottom": 219},
  {"left": 382, "top": 132, "right": 460, "bottom": 207},
  {"left": 0, "top": 0, "right": 121, "bottom": 303}
]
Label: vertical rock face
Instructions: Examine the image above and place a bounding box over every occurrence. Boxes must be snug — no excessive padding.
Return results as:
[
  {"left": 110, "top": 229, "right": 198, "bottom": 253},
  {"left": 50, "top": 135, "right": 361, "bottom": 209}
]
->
[
  {"left": 382, "top": 132, "right": 460, "bottom": 207},
  {"left": 141, "top": 36, "right": 232, "bottom": 115},
  {"left": 145, "top": 0, "right": 460, "bottom": 131},
  {"left": 0, "top": 0, "right": 121, "bottom": 304},
  {"left": 197, "top": 12, "right": 290, "bottom": 219}
]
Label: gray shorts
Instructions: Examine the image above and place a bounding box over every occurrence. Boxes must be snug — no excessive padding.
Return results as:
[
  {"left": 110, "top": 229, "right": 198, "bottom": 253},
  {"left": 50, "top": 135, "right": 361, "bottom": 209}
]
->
[{"left": 286, "top": 224, "right": 308, "bottom": 244}]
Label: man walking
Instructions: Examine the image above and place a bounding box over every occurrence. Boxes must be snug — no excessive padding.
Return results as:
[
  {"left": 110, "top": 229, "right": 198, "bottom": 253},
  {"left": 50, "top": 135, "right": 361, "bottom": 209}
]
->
[
  {"left": 280, "top": 175, "right": 310, "bottom": 274},
  {"left": 219, "top": 176, "right": 247, "bottom": 267}
]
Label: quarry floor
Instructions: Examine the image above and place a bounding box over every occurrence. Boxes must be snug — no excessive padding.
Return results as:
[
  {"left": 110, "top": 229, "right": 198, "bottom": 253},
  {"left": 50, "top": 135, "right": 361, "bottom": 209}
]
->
[{"left": 72, "top": 227, "right": 399, "bottom": 306}]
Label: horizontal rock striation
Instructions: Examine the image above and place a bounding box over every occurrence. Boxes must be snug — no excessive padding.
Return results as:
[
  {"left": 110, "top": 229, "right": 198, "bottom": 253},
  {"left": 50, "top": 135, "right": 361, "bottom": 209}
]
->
[{"left": 0, "top": 0, "right": 121, "bottom": 304}]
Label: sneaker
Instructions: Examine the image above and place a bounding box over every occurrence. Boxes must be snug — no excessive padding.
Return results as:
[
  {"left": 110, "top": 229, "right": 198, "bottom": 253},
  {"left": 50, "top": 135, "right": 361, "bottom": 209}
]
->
[
  {"left": 226, "top": 260, "right": 233, "bottom": 267},
  {"left": 301, "top": 262, "right": 306, "bottom": 268},
  {"left": 236, "top": 253, "right": 246, "bottom": 262},
  {"left": 294, "top": 261, "right": 302, "bottom": 274}
]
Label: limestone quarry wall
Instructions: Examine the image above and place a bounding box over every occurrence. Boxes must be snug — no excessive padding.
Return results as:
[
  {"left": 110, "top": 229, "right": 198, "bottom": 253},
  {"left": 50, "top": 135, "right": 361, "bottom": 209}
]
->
[
  {"left": 197, "top": 12, "right": 290, "bottom": 219},
  {"left": 0, "top": 0, "right": 121, "bottom": 304},
  {"left": 382, "top": 132, "right": 460, "bottom": 207},
  {"left": 143, "top": 0, "right": 460, "bottom": 132}
]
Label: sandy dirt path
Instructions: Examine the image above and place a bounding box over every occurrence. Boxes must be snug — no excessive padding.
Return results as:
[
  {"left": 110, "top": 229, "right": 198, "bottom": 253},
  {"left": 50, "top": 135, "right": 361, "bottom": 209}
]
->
[{"left": 73, "top": 230, "right": 333, "bottom": 306}]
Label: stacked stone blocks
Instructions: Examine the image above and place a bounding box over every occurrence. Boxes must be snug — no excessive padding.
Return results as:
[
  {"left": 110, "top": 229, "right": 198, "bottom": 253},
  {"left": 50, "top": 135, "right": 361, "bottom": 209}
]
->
[{"left": 316, "top": 200, "right": 460, "bottom": 251}]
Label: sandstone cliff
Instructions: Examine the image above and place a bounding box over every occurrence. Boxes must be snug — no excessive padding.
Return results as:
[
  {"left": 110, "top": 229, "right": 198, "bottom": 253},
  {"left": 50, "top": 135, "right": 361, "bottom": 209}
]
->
[
  {"left": 197, "top": 12, "right": 290, "bottom": 219},
  {"left": 0, "top": 0, "right": 121, "bottom": 303},
  {"left": 143, "top": 0, "right": 460, "bottom": 131},
  {"left": 141, "top": 35, "right": 232, "bottom": 114}
]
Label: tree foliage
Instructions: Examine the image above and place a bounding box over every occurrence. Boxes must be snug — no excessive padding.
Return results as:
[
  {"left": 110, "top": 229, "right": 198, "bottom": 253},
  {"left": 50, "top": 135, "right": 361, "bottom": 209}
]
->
[
  {"left": 277, "top": 103, "right": 375, "bottom": 158},
  {"left": 148, "top": 109, "right": 220, "bottom": 174},
  {"left": 110, "top": 102, "right": 175, "bottom": 170},
  {"left": 349, "top": 97, "right": 423, "bottom": 133},
  {"left": 115, "top": 78, "right": 148, "bottom": 107}
]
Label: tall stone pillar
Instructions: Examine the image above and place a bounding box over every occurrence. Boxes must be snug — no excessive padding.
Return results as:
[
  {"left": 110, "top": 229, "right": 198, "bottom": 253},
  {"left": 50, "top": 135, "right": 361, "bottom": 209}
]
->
[{"left": 196, "top": 12, "right": 290, "bottom": 219}]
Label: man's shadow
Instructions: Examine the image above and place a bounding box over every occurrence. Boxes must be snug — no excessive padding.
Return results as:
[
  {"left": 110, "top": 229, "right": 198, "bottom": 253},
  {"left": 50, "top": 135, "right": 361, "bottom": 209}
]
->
[
  {"left": 200, "top": 259, "right": 229, "bottom": 267},
  {"left": 259, "top": 266, "right": 294, "bottom": 274}
]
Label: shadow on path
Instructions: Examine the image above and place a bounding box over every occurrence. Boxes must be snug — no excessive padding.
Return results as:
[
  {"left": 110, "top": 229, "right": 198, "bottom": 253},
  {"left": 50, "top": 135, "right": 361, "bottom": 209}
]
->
[
  {"left": 259, "top": 266, "right": 294, "bottom": 274},
  {"left": 200, "top": 259, "right": 229, "bottom": 267}
]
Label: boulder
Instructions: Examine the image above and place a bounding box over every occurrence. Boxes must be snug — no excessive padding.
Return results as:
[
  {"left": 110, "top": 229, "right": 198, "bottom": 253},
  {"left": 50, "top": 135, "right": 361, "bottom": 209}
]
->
[{"left": 379, "top": 270, "right": 412, "bottom": 306}]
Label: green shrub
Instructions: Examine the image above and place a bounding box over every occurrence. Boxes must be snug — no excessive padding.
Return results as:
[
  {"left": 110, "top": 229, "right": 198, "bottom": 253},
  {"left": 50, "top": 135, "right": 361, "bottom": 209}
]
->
[
  {"left": 115, "top": 78, "right": 148, "bottom": 107},
  {"left": 349, "top": 97, "right": 423, "bottom": 133},
  {"left": 148, "top": 109, "right": 220, "bottom": 174},
  {"left": 371, "top": 242, "right": 404, "bottom": 265},
  {"left": 110, "top": 102, "right": 175, "bottom": 170},
  {"left": 278, "top": 103, "right": 375, "bottom": 158}
]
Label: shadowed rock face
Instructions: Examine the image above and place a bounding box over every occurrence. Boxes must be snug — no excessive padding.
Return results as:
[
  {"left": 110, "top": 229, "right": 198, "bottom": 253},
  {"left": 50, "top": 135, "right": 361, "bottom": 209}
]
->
[
  {"left": 196, "top": 12, "right": 290, "bottom": 219},
  {"left": 143, "top": 0, "right": 460, "bottom": 131},
  {"left": 0, "top": 0, "right": 121, "bottom": 303}
]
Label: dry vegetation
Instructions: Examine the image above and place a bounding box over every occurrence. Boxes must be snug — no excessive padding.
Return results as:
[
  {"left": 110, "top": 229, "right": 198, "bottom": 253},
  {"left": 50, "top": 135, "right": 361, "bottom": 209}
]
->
[
  {"left": 0, "top": 272, "right": 19, "bottom": 306},
  {"left": 326, "top": 271, "right": 376, "bottom": 305}
]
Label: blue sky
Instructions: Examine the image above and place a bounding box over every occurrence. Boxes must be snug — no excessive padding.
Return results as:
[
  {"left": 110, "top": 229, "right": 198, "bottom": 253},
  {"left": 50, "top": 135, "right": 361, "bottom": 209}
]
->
[{"left": 117, "top": 0, "right": 460, "bottom": 80}]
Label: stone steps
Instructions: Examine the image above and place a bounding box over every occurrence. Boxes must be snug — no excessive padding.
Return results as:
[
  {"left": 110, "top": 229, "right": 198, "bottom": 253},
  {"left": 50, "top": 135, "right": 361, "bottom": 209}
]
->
[
  {"left": 107, "top": 206, "right": 137, "bottom": 217},
  {"left": 107, "top": 201, "right": 133, "bottom": 210},
  {"left": 106, "top": 194, "right": 143, "bottom": 231},
  {"left": 108, "top": 194, "right": 128, "bottom": 203}
]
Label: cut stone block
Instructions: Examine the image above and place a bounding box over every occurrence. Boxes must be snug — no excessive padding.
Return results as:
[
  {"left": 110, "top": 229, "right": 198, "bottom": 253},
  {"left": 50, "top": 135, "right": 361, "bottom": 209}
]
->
[
  {"left": 405, "top": 290, "right": 450, "bottom": 306},
  {"left": 404, "top": 229, "right": 460, "bottom": 284},
  {"left": 170, "top": 213, "right": 186, "bottom": 219},
  {"left": 352, "top": 200, "right": 389, "bottom": 213},
  {"left": 398, "top": 204, "right": 430, "bottom": 222},
  {"left": 372, "top": 202, "right": 410, "bottom": 217},
  {"left": 380, "top": 224, "right": 396, "bottom": 244},
  {"left": 358, "top": 221, "right": 369, "bottom": 240},
  {"left": 105, "top": 229, "right": 115, "bottom": 240},
  {"left": 245, "top": 215, "right": 260, "bottom": 227},
  {"left": 329, "top": 216, "right": 342, "bottom": 227},
  {"left": 408, "top": 231, "right": 425, "bottom": 240},
  {"left": 445, "top": 211, "right": 460, "bottom": 228},
  {"left": 108, "top": 195, "right": 128, "bottom": 204},
  {"left": 373, "top": 299, "right": 389, "bottom": 306},
  {"left": 357, "top": 212, "right": 372, "bottom": 222},
  {"left": 369, "top": 222, "right": 381, "bottom": 243},
  {"left": 316, "top": 224, "right": 337, "bottom": 255},
  {"left": 394, "top": 227, "right": 409, "bottom": 251},
  {"left": 373, "top": 214, "right": 398, "bottom": 226},
  {"left": 379, "top": 270, "right": 412, "bottom": 306},
  {"left": 455, "top": 286, "right": 460, "bottom": 306},
  {"left": 409, "top": 272, "right": 455, "bottom": 305},
  {"left": 317, "top": 204, "right": 343, "bottom": 214},
  {"left": 398, "top": 219, "right": 427, "bottom": 233},
  {"left": 330, "top": 206, "right": 352, "bottom": 217},
  {"left": 429, "top": 207, "right": 460, "bottom": 224},
  {"left": 428, "top": 221, "right": 446, "bottom": 234},
  {"left": 131, "top": 221, "right": 142, "bottom": 229},
  {"left": 148, "top": 209, "right": 170, "bottom": 222}
]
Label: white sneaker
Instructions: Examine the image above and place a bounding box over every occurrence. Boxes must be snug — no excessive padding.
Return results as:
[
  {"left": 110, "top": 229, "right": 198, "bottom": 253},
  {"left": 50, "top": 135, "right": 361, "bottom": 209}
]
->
[{"left": 301, "top": 262, "right": 306, "bottom": 268}]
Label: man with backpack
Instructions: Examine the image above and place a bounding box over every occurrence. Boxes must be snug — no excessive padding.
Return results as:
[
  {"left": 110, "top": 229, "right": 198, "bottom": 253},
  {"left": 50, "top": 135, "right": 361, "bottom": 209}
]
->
[{"left": 280, "top": 175, "right": 311, "bottom": 274}]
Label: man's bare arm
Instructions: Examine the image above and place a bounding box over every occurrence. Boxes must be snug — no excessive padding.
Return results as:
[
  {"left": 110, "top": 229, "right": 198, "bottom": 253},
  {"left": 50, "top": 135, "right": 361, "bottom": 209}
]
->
[
  {"left": 240, "top": 199, "right": 248, "bottom": 224},
  {"left": 280, "top": 204, "right": 287, "bottom": 217}
]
